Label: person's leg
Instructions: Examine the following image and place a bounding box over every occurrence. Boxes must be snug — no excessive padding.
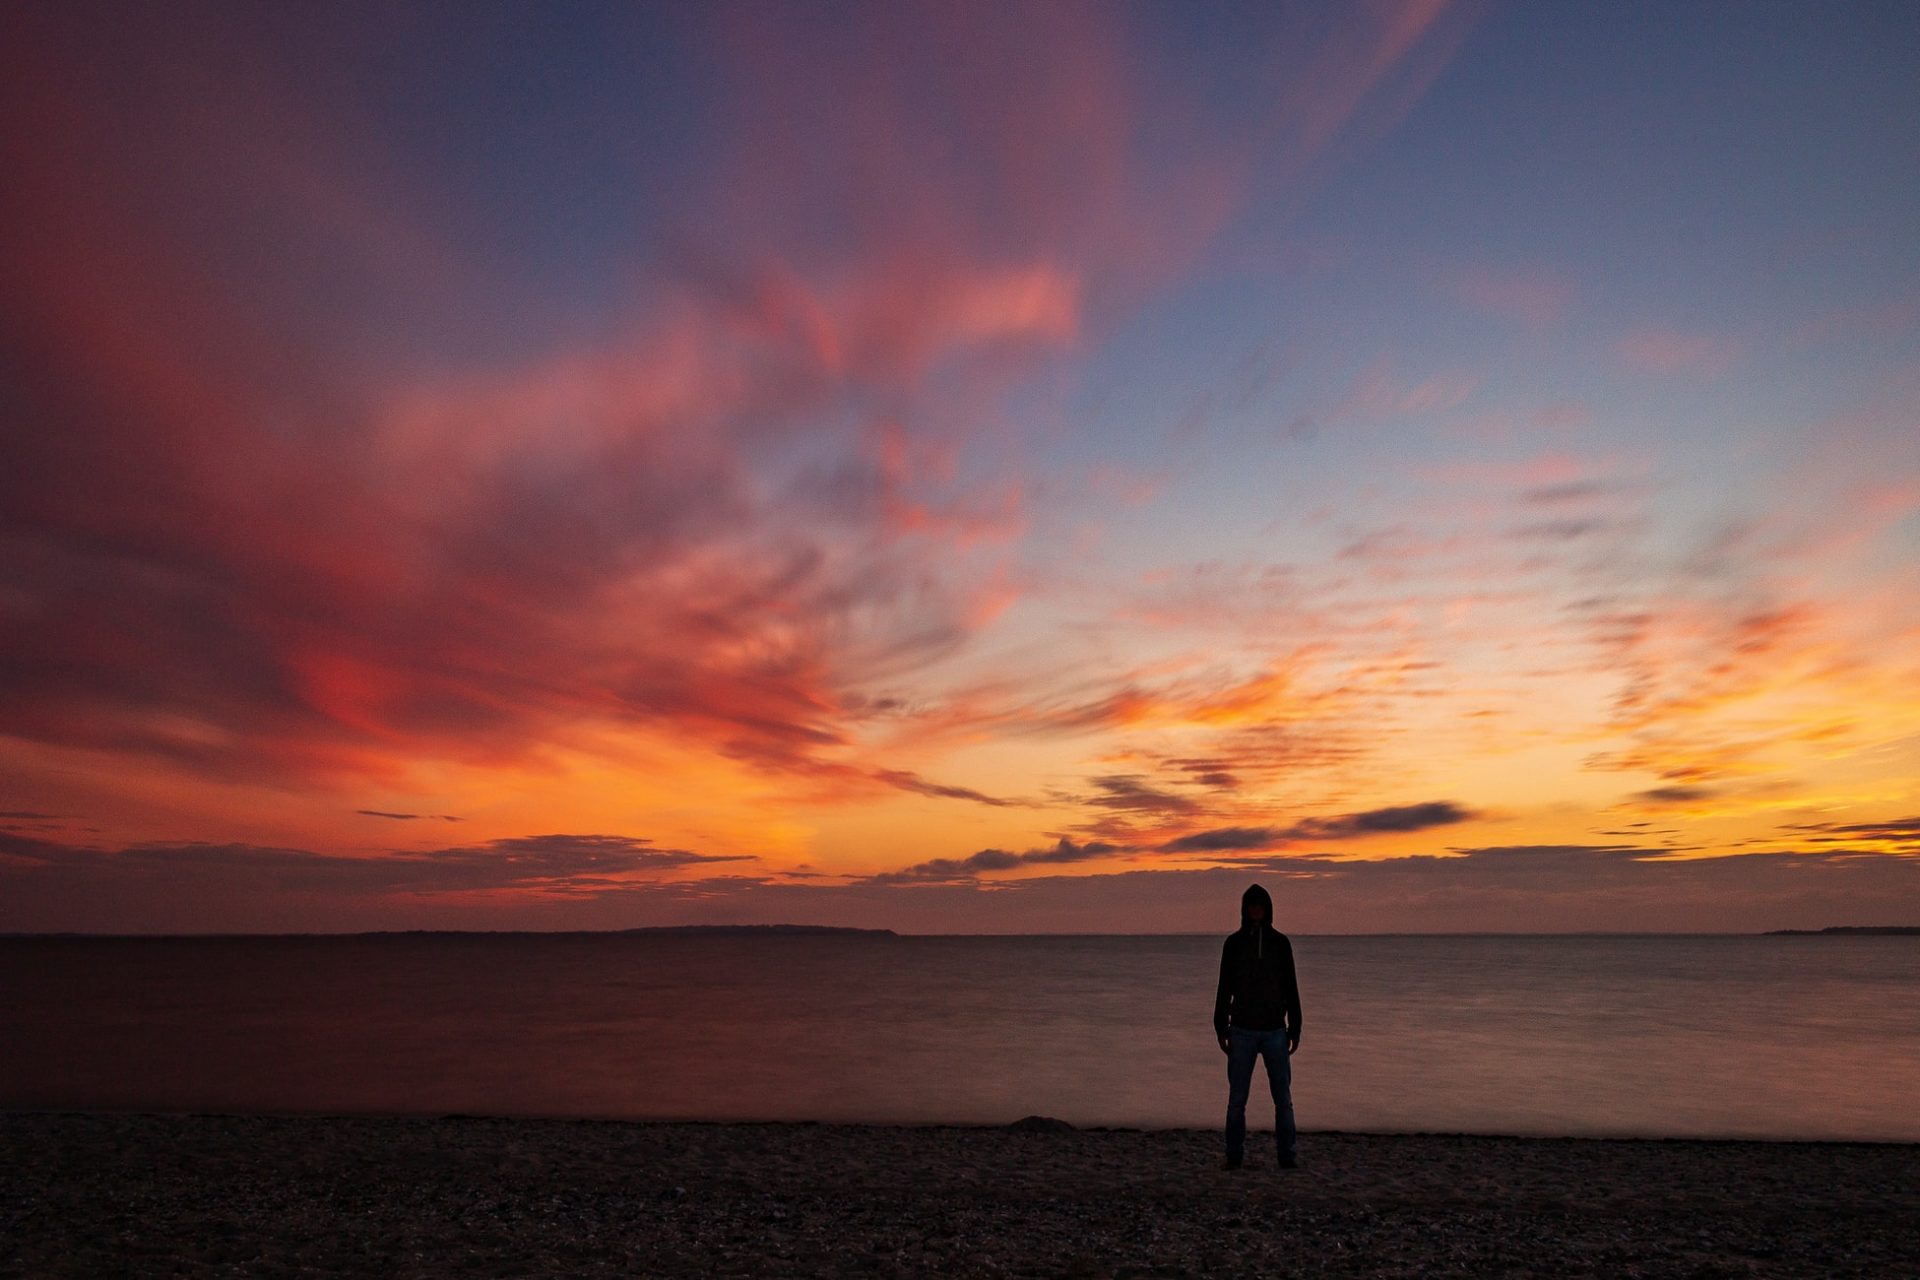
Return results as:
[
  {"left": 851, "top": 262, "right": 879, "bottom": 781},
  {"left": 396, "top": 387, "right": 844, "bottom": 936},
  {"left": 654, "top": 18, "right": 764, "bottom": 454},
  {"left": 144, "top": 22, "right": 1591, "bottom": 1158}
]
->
[
  {"left": 1224, "top": 1029, "right": 1258, "bottom": 1165},
  {"left": 1260, "top": 1028, "right": 1297, "bottom": 1164}
]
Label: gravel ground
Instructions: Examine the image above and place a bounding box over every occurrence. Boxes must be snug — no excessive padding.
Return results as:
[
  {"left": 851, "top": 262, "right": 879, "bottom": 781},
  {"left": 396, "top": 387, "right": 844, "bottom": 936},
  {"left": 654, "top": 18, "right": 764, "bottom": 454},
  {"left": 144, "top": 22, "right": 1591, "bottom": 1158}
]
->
[{"left": 3, "top": 1111, "right": 1916, "bottom": 1278}]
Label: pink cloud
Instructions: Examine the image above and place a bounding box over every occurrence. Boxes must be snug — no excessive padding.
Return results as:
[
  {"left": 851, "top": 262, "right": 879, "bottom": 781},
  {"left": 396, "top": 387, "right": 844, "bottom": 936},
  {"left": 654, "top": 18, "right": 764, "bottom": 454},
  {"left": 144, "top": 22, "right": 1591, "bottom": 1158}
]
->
[
  {"left": 2, "top": 1, "right": 1483, "bottom": 795},
  {"left": 1416, "top": 452, "right": 1641, "bottom": 492},
  {"left": 0, "top": 0, "right": 1498, "bottom": 927}
]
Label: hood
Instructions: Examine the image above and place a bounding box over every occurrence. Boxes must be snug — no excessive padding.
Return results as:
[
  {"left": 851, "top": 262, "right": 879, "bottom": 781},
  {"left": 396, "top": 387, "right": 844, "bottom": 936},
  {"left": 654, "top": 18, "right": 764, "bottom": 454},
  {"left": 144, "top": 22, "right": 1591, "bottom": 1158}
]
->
[{"left": 1240, "top": 882, "right": 1273, "bottom": 929}]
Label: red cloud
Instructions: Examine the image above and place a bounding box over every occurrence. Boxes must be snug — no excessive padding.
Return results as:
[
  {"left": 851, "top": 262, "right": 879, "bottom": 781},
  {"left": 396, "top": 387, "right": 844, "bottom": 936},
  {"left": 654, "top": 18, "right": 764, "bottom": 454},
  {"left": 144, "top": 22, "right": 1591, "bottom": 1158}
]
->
[{"left": 1, "top": 1, "right": 1479, "bottom": 852}]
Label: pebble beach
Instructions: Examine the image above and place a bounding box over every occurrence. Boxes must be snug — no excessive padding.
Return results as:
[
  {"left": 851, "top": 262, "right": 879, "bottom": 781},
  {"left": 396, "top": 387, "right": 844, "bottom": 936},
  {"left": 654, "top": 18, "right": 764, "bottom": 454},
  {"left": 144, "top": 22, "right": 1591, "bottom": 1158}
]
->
[{"left": 4, "top": 1111, "right": 1917, "bottom": 1278}]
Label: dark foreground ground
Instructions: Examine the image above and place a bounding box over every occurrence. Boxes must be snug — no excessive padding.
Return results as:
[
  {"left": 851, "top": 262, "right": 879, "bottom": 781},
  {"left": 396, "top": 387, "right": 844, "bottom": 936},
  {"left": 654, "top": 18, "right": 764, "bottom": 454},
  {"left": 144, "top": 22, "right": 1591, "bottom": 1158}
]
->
[{"left": 3, "top": 1112, "right": 1917, "bottom": 1278}]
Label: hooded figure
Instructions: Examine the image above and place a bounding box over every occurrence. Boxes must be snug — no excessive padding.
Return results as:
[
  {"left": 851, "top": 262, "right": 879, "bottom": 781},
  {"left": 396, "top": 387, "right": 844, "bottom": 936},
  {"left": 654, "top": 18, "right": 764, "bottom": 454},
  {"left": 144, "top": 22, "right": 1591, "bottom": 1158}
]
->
[{"left": 1212, "top": 882, "right": 1301, "bottom": 1168}]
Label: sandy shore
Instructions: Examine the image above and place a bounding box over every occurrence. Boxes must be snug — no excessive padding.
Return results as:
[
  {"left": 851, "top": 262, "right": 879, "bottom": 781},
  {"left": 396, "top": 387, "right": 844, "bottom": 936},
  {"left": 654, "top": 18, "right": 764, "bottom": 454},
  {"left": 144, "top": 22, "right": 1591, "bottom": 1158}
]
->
[{"left": 3, "top": 1112, "right": 1916, "bottom": 1278}]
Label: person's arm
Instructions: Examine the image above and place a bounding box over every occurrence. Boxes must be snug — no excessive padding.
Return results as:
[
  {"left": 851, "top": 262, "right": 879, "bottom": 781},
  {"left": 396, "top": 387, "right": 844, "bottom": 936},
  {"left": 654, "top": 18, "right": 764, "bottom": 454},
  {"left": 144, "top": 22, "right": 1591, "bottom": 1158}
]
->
[
  {"left": 1283, "top": 934, "right": 1302, "bottom": 1047},
  {"left": 1213, "top": 937, "right": 1234, "bottom": 1048}
]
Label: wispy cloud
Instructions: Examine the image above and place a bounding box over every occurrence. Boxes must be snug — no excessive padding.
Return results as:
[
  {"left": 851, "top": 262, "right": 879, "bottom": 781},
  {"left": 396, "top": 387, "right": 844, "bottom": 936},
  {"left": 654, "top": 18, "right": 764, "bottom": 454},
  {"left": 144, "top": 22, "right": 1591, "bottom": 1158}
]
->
[
  {"left": 1784, "top": 816, "right": 1920, "bottom": 853},
  {"left": 0, "top": 0, "right": 1474, "bottom": 819}
]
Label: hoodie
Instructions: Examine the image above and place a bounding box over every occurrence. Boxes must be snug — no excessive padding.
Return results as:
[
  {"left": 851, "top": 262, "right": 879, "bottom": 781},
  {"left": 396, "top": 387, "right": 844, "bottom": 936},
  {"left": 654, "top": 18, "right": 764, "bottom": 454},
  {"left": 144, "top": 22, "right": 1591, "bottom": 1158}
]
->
[{"left": 1212, "top": 883, "right": 1302, "bottom": 1038}]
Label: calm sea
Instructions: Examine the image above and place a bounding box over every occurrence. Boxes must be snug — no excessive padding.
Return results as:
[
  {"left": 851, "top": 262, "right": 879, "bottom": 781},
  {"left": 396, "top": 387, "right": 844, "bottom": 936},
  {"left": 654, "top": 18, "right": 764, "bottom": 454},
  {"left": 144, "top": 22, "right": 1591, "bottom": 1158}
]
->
[{"left": 3, "top": 933, "right": 1916, "bottom": 1141}]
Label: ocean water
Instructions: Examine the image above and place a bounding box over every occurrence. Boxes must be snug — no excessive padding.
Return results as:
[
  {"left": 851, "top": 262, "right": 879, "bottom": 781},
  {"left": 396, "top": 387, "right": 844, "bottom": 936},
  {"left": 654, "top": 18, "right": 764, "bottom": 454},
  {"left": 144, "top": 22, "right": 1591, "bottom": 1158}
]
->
[{"left": 3, "top": 932, "right": 1916, "bottom": 1142}]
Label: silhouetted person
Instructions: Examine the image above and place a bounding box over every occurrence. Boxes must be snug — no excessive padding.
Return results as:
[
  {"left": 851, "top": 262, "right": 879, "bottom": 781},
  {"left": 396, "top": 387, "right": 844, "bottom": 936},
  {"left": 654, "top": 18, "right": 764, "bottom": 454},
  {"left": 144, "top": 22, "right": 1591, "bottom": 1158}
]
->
[{"left": 1213, "top": 882, "right": 1301, "bottom": 1169}]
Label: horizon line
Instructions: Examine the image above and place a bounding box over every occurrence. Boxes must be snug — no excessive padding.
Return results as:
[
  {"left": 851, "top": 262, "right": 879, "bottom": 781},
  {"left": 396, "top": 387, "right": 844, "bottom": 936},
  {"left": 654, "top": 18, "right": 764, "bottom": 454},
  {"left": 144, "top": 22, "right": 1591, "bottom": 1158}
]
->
[{"left": 4, "top": 926, "right": 1907, "bottom": 940}]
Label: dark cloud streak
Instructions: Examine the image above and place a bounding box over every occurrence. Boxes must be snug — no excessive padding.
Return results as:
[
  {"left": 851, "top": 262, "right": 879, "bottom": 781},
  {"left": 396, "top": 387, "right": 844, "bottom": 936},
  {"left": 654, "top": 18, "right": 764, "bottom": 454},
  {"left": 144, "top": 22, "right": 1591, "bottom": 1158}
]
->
[
  {"left": 877, "top": 801, "right": 1476, "bottom": 879},
  {"left": 1156, "top": 801, "right": 1475, "bottom": 855},
  {"left": 866, "top": 837, "right": 1121, "bottom": 884},
  {"left": 0, "top": 832, "right": 751, "bottom": 901}
]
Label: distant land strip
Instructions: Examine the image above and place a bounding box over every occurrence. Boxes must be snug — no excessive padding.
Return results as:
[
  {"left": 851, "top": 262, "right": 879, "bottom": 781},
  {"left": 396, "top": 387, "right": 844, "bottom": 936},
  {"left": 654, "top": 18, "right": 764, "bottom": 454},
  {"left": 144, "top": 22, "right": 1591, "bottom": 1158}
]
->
[
  {"left": 1763, "top": 925, "right": 1920, "bottom": 936},
  {"left": 0, "top": 924, "right": 899, "bottom": 940},
  {"left": 298, "top": 924, "right": 903, "bottom": 939}
]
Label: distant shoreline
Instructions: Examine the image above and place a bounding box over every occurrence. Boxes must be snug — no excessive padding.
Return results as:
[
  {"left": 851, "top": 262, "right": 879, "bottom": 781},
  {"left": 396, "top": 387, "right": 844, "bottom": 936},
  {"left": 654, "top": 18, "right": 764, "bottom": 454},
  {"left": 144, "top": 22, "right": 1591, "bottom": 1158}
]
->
[
  {"left": 1763, "top": 925, "right": 1920, "bottom": 936},
  {"left": 9, "top": 926, "right": 1920, "bottom": 940}
]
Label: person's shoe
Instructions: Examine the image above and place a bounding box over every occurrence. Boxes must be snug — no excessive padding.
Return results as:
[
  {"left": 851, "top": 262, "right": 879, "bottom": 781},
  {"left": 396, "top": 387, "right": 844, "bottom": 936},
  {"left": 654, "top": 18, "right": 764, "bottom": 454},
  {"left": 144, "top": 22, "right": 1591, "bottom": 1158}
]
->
[
  {"left": 1222, "top": 1153, "right": 1243, "bottom": 1171},
  {"left": 1277, "top": 1152, "right": 1299, "bottom": 1169}
]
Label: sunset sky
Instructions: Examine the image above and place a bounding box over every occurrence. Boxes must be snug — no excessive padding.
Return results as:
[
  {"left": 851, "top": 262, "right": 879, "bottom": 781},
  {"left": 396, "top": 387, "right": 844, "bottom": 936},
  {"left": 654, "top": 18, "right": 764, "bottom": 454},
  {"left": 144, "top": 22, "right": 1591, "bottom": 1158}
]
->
[{"left": 4, "top": 0, "right": 1919, "bottom": 933}]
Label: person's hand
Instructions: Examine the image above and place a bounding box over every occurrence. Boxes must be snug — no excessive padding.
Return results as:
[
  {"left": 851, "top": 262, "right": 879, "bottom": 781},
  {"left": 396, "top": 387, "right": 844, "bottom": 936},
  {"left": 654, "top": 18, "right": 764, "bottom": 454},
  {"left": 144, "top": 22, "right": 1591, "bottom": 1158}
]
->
[
  {"left": 1287, "top": 1033, "right": 1301, "bottom": 1056},
  {"left": 1217, "top": 1034, "right": 1231, "bottom": 1055}
]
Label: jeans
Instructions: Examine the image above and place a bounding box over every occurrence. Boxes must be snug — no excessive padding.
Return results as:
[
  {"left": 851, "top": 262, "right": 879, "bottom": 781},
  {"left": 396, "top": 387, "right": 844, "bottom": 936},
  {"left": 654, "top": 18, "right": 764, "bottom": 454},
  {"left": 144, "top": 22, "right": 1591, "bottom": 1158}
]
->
[{"left": 1225, "top": 1025, "right": 1296, "bottom": 1160}]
